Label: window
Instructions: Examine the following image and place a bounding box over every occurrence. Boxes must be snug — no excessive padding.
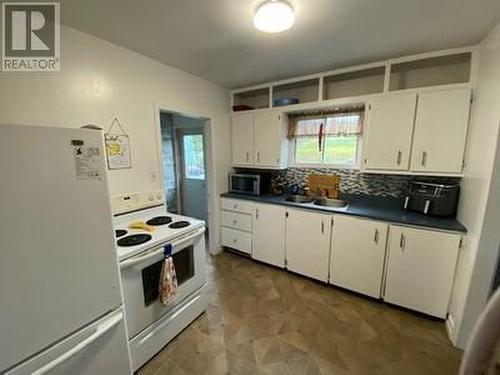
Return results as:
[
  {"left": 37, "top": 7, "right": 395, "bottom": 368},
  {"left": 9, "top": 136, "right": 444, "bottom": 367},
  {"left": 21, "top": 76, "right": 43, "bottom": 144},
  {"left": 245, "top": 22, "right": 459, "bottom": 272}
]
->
[
  {"left": 291, "top": 110, "right": 363, "bottom": 167},
  {"left": 182, "top": 134, "right": 205, "bottom": 180}
]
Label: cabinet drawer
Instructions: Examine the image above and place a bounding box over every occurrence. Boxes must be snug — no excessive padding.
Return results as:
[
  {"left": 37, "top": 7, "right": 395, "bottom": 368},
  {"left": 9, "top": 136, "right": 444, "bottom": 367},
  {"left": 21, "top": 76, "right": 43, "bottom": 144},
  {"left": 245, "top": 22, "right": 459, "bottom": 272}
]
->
[
  {"left": 221, "top": 198, "right": 254, "bottom": 214},
  {"left": 221, "top": 211, "right": 252, "bottom": 232},
  {"left": 221, "top": 227, "right": 252, "bottom": 254}
]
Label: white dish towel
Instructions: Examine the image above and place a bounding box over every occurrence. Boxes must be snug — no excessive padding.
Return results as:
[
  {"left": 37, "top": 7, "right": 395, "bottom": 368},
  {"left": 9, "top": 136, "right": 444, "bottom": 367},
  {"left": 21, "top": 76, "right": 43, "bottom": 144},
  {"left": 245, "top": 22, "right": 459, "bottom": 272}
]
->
[{"left": 159, "top": 255, "right": 178, "bottom": 306}]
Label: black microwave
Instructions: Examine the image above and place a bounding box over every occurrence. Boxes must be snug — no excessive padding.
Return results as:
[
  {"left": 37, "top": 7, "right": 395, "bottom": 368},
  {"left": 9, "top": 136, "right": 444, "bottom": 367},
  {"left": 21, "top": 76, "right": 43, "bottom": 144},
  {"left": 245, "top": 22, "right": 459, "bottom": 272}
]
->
[{"left": 229, "top": 172, "right": 271, "bottom": 195}]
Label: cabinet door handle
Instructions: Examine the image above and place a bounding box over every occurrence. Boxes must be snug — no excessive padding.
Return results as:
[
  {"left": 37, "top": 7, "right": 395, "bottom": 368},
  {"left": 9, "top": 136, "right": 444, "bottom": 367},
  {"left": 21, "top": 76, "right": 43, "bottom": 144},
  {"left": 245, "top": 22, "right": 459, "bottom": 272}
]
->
[
  {"left": 421, "top": 151, "right": 427, "bottom": 167},
  {"left": 246, "top": 152, "right": 249, "bottom": 162},
  {"left": 374, "top": 229, "right": 379, "bottom": 244},
  {"left": 400, "top": 233, "right": 406, "bottom": 250},
  {"left": 257, "top": 152, "right": 260, "bottom": 163},
  {"left": 321, "top": 221, "right": 324, "bottom": 234},
  {"left": 255, "top": 209, "right": 259, "bottom": 219},
  {"left": 397, "top": 151, "right": 402, "bottom": 165}
]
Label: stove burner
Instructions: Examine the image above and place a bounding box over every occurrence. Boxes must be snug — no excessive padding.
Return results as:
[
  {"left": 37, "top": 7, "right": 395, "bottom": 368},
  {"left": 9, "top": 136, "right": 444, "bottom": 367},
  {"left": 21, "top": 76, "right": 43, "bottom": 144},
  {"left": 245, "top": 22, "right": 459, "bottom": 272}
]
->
[
  {"left": 146, "top": 216, "right": 173, "bottom": 226},
  {"left": 169, "top": 221, "right": 190, "bottom": 229},
  {"left": 117, "top": 234, "right": 152, "bottom": 247},
  {"left": 115, "top": 229, "right": 128, "bottom": 238}
]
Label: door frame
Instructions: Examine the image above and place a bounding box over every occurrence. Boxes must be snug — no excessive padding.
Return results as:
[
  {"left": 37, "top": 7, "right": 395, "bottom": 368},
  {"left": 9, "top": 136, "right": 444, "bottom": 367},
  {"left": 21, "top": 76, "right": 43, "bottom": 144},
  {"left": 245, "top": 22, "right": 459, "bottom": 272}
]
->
[
  {"left": 175, "top": 126, "right": 208, "bottom": 221},
  {"left": 154, "top": 102, "right": 216, "bottom": 254}
]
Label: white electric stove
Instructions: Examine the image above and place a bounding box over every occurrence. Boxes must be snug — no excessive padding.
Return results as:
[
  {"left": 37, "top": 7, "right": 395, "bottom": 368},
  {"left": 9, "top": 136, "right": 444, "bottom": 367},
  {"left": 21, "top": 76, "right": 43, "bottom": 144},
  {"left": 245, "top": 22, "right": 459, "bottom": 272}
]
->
[
  {"left": 113, "top": 205, "right": 205, "bottom": 261},
  {"left": 113, "top": 204, "right": 208, "bottom": 371}
]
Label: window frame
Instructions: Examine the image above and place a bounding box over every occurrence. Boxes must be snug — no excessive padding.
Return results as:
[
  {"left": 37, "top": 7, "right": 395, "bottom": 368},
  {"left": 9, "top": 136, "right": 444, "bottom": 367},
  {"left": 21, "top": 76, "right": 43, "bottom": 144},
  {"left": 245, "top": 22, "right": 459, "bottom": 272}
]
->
[{"left": 289, "top": 116, "right": 364, "bottom": 169}]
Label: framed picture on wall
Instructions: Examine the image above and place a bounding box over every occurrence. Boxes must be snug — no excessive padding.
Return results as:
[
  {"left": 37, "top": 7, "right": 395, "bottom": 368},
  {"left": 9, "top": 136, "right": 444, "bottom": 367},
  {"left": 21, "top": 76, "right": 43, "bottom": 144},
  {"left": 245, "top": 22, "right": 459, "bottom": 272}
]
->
[{"left": 104, "top": 118, "right": 132, "bottom": 170}]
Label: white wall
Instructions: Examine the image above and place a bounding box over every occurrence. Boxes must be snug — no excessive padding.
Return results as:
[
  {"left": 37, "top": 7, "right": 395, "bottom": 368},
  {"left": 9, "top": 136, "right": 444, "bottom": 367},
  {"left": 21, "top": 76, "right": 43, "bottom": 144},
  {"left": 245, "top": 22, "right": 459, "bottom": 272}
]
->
[
  {"left": 448, "top": 22, "right": 500, "bottom": 348},
  {"left": 0, "top": 25, "right": 231, "bottom": 253}
]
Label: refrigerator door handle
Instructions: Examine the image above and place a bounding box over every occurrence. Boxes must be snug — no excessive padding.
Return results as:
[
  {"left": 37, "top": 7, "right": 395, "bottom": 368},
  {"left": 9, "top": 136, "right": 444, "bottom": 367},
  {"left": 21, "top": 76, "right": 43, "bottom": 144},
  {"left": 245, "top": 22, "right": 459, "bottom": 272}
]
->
[{"left": 31, "top": 312, "right": 123, "bottom": 375}]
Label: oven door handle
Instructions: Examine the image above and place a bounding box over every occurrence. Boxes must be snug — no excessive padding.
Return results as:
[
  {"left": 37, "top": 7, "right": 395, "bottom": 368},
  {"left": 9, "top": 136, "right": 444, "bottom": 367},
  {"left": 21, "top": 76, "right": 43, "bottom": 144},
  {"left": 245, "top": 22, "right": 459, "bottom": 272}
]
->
[{"left": 120, "top": 227, "right": 205, "bottom": 269}]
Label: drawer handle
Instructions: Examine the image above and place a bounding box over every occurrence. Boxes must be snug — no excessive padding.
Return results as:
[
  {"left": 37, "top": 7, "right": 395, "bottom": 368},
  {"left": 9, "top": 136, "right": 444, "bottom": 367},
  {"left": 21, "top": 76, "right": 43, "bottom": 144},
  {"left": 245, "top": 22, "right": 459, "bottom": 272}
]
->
[
  {"left": 233, "top": 238, "right": 237, "bottom": 243},
  {"left": 374, "top": 229, "right": 379, "bottom": 244},
  {"left": 396, "top": 150, "right": 402, "bottom": 165},
  {"left": 233, "top": 204, "right": 238, "bottom": 209},
  {"left": 400, "top": 233, "right": 405, "bottom": 250},
  {"left": 233, "top": 219, "right": 238, "bottom": 225}
]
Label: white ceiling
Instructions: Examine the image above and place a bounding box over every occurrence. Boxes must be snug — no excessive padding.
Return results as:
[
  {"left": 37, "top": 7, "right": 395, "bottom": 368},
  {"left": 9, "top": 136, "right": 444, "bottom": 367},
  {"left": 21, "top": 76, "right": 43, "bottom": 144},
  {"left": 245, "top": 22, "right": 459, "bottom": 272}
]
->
[{"left": 61, "top": 0, "right": 500, "bottom": 88}]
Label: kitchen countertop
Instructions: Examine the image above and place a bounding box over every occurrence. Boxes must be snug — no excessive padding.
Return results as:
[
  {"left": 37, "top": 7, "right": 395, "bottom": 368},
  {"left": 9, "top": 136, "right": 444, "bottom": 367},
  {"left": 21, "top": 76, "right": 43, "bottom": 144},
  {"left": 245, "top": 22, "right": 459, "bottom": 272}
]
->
[{"left": 220, "top": 192, "right": 467, "bottom": 233}]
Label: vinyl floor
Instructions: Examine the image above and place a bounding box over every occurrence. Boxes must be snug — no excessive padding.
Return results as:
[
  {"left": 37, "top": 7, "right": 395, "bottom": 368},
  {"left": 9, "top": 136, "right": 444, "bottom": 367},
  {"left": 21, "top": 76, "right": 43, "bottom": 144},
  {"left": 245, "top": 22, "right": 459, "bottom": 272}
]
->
[{"left": 138, "top": 250, "right": 462, "bottom": 374}]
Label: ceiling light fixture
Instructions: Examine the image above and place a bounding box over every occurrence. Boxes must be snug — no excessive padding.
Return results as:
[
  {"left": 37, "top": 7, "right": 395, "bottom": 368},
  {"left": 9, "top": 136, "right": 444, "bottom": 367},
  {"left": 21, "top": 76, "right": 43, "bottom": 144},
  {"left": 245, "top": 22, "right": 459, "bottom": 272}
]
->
[{"left": 253, "top": 0, "right": 295, "bottom": 33}]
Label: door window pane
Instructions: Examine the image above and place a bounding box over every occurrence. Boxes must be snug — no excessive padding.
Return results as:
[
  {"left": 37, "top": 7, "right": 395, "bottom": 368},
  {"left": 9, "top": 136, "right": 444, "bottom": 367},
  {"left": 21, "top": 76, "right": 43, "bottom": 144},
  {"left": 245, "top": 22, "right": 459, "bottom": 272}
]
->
[{"left": 183, "top": 134, "right": 205, "bottom": 180}]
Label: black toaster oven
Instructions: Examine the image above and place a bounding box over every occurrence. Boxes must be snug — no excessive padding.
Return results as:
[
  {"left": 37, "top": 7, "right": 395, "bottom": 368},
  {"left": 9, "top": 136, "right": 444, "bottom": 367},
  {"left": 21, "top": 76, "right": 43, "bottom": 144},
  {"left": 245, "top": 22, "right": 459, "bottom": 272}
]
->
[{"left": 403, "top": 180, "right": 460, "bottom": 217}]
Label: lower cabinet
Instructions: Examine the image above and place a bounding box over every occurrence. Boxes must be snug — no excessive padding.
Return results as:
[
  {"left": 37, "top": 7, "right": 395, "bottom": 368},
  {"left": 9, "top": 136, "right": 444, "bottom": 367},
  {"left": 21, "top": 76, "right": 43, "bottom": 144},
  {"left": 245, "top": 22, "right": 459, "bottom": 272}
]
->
[
  {"left": 330, "top": 216, "right": 388, "bottom": 298},
  {"left": 221, "top": 227, "right": 252, "bottom": 255},
  {"left": 252, "top": 203, "right": 286, "bottom": 267},
  {"left": 221, "top": 198, "right": 463, "bottom": 318},
  {"left": 285, "top": 209, "right": 331, "bottom": 282},
  {"left": 384, "top": 225, "right": 460, "bottom": 318}
]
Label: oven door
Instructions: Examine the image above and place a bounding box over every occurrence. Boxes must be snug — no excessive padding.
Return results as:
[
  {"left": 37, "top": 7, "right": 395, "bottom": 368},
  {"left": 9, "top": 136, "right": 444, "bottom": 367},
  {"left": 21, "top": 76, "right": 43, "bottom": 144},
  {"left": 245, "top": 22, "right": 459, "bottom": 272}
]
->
[{"left": 119, "top": 227, "right": 206, "bottom": 339}]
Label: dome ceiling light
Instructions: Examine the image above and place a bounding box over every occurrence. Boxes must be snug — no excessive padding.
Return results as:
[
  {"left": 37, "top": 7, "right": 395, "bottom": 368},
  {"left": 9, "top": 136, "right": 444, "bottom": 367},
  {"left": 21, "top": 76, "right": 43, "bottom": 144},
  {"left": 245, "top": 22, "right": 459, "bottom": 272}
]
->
[{"left": 253, "top": 0, "right": 295, "bottom": 33}]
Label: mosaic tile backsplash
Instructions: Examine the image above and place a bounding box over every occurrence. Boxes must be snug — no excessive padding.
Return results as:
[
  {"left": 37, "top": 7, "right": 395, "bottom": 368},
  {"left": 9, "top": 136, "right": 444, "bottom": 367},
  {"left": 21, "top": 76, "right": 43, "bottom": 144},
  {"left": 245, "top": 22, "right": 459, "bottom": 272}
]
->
[{"left": 272, "top": 168, "right": 415, "bottom": 198}]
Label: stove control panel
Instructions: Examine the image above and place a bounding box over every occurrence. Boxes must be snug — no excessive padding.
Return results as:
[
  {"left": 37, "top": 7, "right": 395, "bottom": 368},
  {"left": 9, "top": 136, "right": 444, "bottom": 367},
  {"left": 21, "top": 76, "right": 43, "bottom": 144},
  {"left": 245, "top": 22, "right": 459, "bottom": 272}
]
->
[{"left": 111, "top": 190, "right": 164, "bottom": 215}]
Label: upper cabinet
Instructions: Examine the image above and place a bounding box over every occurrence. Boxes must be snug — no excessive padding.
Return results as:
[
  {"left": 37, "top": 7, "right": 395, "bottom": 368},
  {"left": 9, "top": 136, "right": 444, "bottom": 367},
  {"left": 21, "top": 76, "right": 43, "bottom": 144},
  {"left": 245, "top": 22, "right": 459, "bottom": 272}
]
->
[
  {"left": 363, "top": 93, "right": 417, "bottom": 171},
  {"left": 230, "top": 49, "right": 474, "bottom": 175},
  {"left": 410, "top": 89, "right": 471, "bottom": 173},
  {"left": 364, "top": 88, "right": 471, "bottom": 175},
  {"left": 230, "top": 109, "right": 288, "bottom": 169},
  {"left": 231, "top": 112, "right": 254, "bottom": 166}
]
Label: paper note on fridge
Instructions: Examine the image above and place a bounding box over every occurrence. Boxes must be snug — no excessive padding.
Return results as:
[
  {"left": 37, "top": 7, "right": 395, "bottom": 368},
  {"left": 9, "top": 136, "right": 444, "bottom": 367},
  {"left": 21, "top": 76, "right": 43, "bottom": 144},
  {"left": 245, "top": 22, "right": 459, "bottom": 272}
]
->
[{"left": 72, "top": 144, "right": 103, "bottom": 181}]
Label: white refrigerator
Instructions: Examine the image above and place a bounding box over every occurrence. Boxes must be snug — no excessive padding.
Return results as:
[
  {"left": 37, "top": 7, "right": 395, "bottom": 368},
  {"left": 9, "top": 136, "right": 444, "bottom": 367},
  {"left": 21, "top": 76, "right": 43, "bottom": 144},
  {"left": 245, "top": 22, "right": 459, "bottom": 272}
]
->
[{"left": 0, "top": 124, "right": 132, "bottom": 374}]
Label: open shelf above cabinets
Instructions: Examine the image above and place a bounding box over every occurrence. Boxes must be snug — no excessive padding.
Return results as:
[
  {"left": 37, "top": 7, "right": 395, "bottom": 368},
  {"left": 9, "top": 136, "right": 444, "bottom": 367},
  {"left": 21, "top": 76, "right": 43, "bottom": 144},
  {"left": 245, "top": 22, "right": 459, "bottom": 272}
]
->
[
  {"left": 389, "top": 52, "right": 472, "bottom": 91},
  {"left": 233, "top": 87, "right": 270, "bottom": 111},
  {"left": 272, "top": 78, "right": 320, "bottom": 107},
  {"left": 231, "top": 47, "right": 475, "bottom": 113},
  {"left": 323, "top": 67, "right": 385, "bottom": 100}
]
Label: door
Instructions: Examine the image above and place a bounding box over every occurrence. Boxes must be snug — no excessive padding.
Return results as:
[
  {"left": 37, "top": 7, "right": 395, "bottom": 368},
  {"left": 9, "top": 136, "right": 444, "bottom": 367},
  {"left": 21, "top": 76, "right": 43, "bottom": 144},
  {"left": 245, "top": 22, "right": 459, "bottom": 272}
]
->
[
  {"left": 253, "top": 203, "right": 286, "bottom": 267},
  {"left": 0, "top": 125, "right": 123, "bottom": 372},
  {"left": 231, "top": 113, "right": 254, "bottom": 166},
  {"left": 364, "top": 93, "right": 417, "bottom": 170},
  {"left": 6, "top": 309, "right": 131, "bottom": 375},
  {"left": 384, "top": 225, "right": 460, "bottom": 318},
  {"left": 411, "top": 88, "right": 471, "bottom": 173},
  {"left": 330, "top": 216, "right": 388, "bottom": 298},
  {"left": 178, "top": 128, "right": 208, "bottom": 222},
  {"left": 285, "top": 209, "right": 331, "bottom": 282},
  {"left": 254, "top": 109, "right": 282, "bottom": 167}
]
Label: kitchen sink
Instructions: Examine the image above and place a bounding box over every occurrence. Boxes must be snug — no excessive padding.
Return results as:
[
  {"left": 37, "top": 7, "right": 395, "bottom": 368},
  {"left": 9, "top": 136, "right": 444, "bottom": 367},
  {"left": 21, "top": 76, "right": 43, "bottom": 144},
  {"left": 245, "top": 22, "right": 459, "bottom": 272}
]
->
[
  {"left": 313, "top": 198, "right": 348, "bottom": 208},
  {"left": 286, "top": 195, "right": 314, "bottom": 203}
]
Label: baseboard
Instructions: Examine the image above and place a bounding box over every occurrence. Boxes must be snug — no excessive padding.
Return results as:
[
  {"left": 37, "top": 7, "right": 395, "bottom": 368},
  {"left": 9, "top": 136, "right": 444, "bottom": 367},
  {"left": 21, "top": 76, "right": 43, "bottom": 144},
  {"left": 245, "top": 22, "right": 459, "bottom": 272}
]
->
[
  {"left": 209, "top": 245, "right": 223, "bottom": 255},
  {"left": 446, "top": 314, "right": 458, "bottom": 346}
]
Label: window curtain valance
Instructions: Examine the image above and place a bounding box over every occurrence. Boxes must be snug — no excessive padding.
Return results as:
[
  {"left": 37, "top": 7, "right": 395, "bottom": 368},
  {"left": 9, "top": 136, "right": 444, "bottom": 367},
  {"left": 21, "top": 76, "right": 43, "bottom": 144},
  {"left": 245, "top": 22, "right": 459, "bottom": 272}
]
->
[{"left": 287, "top": 106, "right": 365, "bottom": 139}]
